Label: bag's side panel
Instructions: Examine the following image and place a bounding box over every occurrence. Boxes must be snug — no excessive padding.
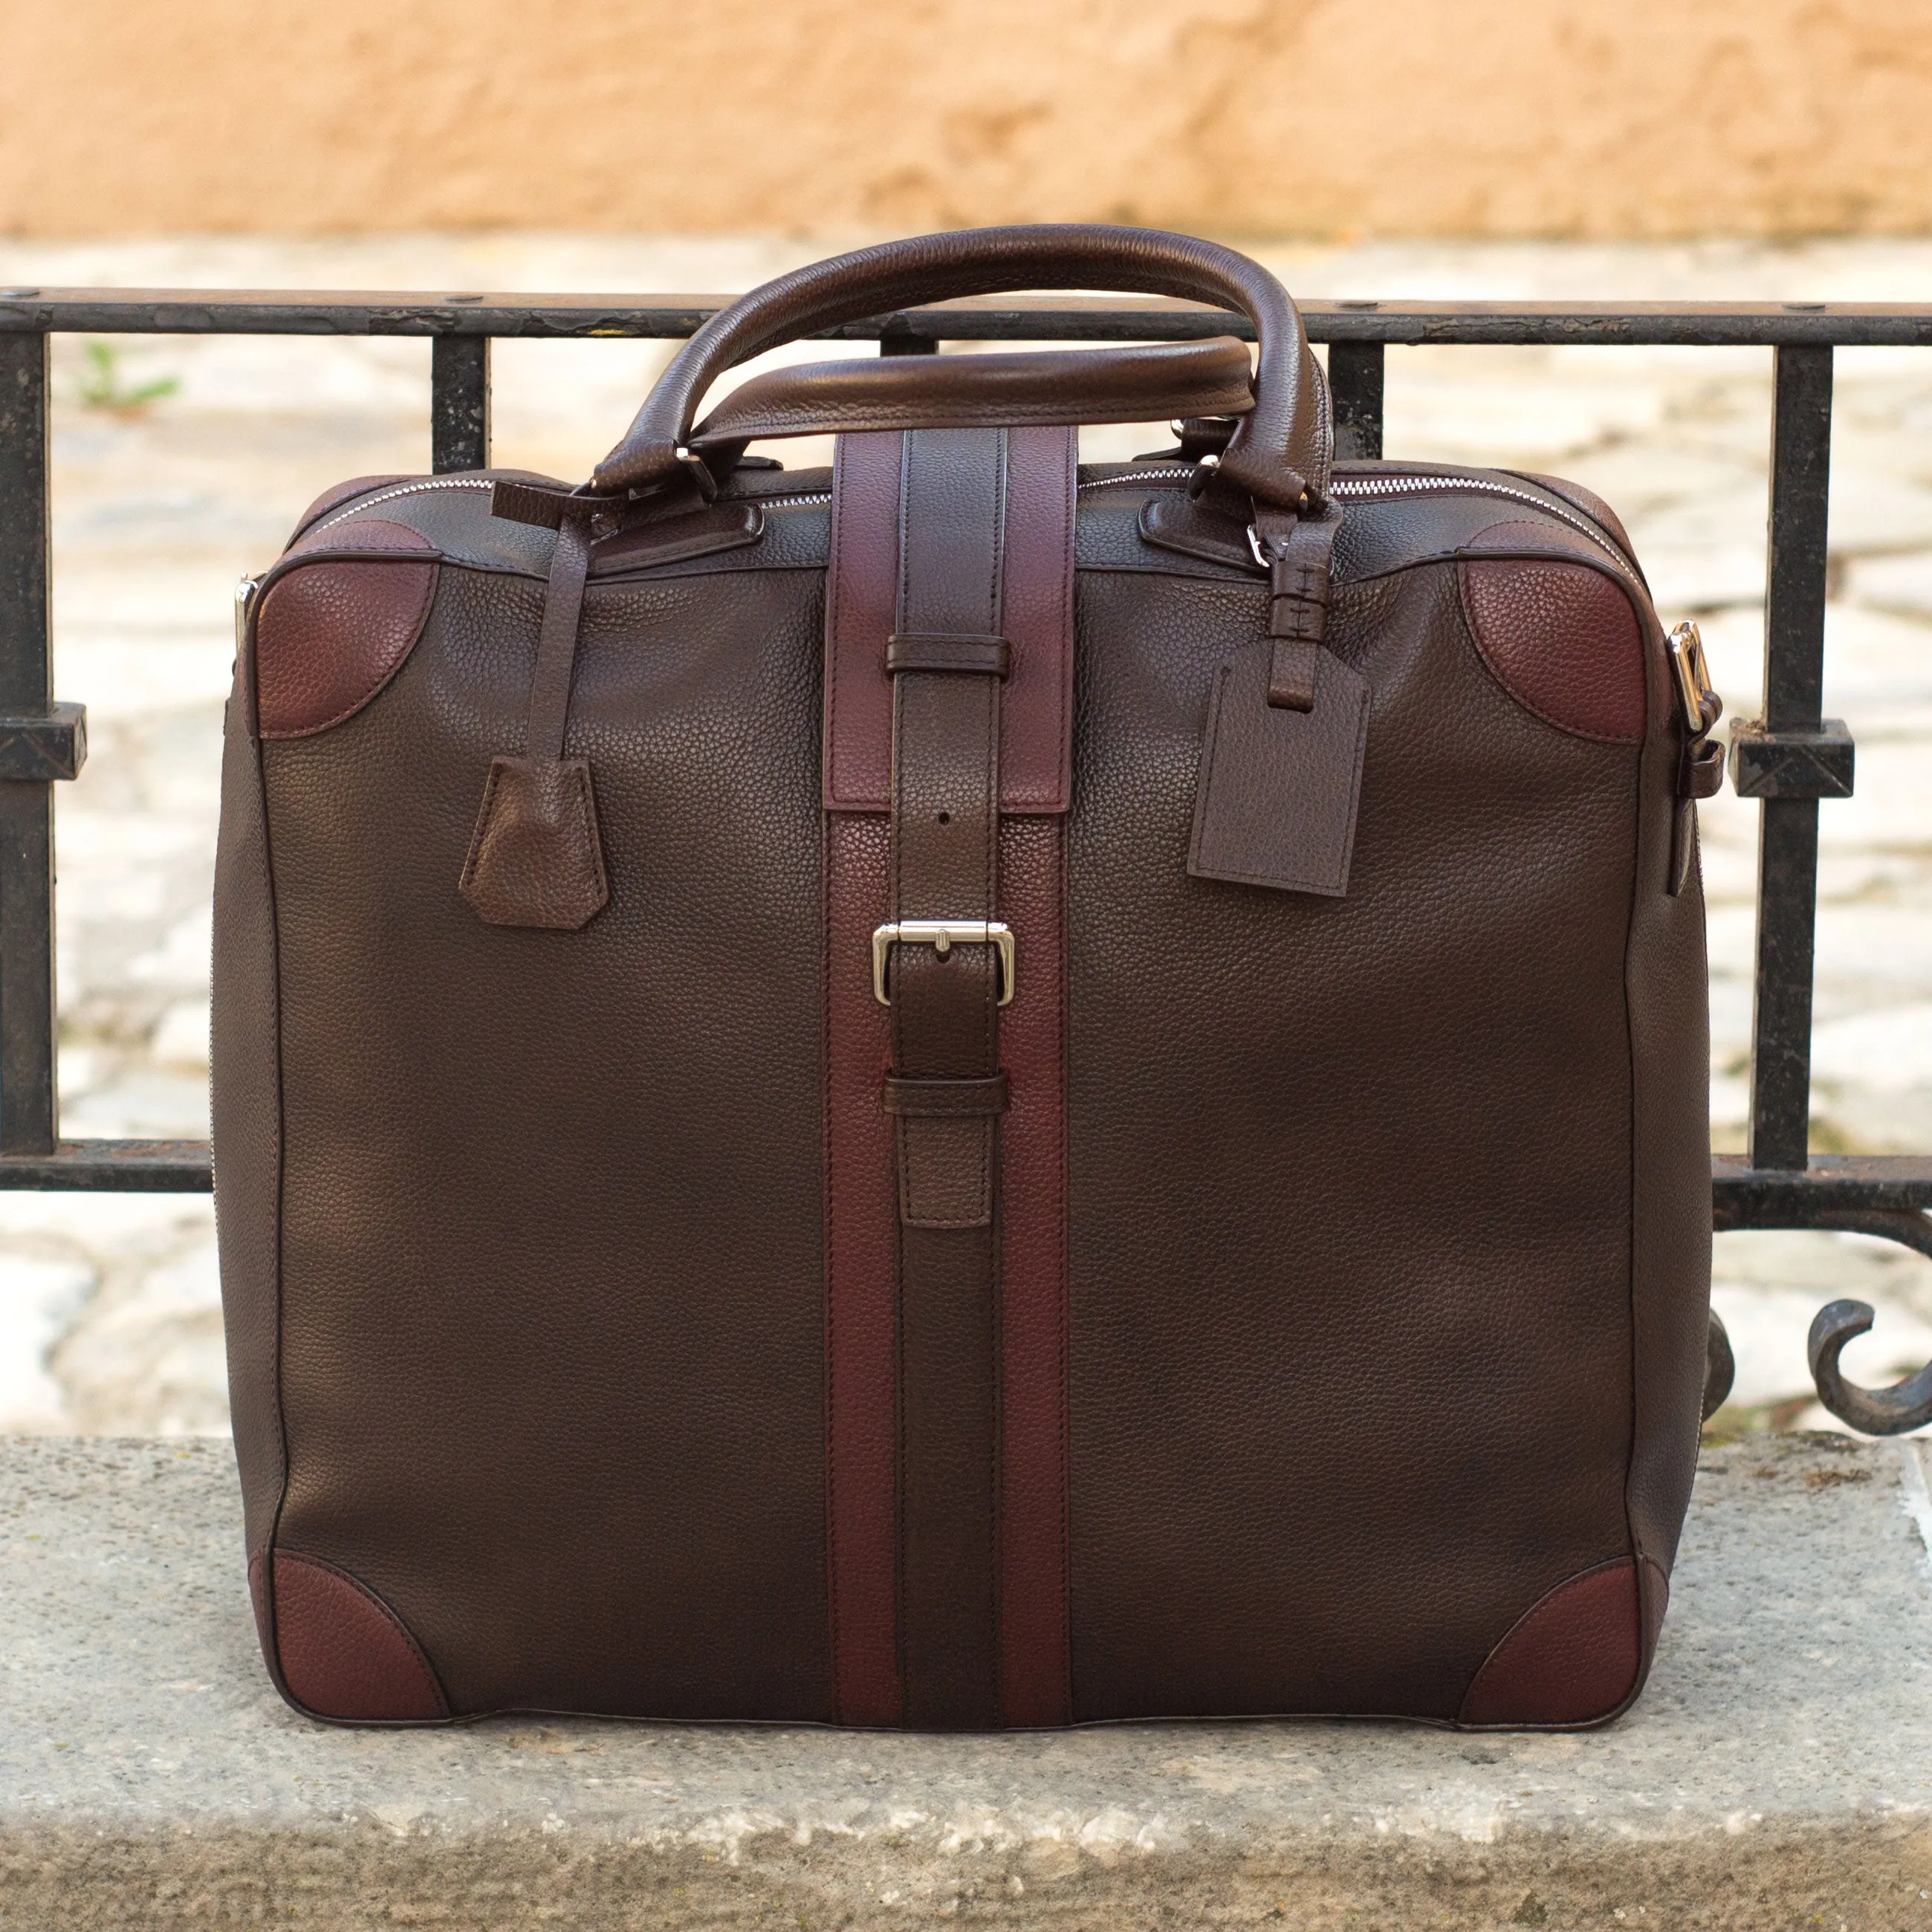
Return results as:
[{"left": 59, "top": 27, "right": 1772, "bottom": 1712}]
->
[
  {"left": 261, "top": 559, "right": 835, "bottom": 1720},
  {"left": 212, "top": 634, "right": 288, "bottom": 1585},
  {"left": 1623, "top": 577, "right": 1714, "bottom": 1591},
  {"left": 1066, "top": 560, "right": 1641, "bottom": 1722}
]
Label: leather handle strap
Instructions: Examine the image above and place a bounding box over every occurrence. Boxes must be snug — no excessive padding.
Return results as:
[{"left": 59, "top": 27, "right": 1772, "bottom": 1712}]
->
[
  {"left": 592, "top": 224, "right": 1328, "bottom": 510},
  {"left": 687, "top": 337, "right": 1254, "bottom": 451}
]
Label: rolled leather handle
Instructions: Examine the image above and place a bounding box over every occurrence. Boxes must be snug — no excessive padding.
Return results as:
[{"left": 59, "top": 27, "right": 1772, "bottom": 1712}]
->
[
  {"left": 591, "top": 224, "right": 1329, "bottom": 510},
  {"left": 687, "top": 337, "right": 1254, "bottom": 450}
]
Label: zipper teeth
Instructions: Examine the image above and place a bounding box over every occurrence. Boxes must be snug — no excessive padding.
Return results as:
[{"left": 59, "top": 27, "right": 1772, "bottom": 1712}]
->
[
  {"left": 308, "top": 476, "right": 496, "bottom": 538},
  {"left": 1078, "top": 467, "right": 1631, "bottom": 571},
  {"left": 1080, "top": 467, "right": 1194, "bottom": 488},
  {"left": 308, "top": 474, "right": 1628, "bottom": 574},
  {"left": 1328, "top": 473, "right": 1630, "bottom": 568},
  {"left": 746, "top": 491, "right": 832, "bottom": 510}
]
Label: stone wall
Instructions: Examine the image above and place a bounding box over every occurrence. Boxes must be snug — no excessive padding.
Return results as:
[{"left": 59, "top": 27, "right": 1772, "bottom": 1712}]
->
[{"left": 4, "top": 0, "right": 1932, "bottom": 238}]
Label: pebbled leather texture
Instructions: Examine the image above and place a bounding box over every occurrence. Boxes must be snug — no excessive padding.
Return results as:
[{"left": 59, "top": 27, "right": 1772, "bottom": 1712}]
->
[
  {"left": 212, "top": 637, "right": 285, "bottom": 1565},
  {"left": 1064, "top": 556, "right": 1656, "bottom": 1721},
  {"left": 458, "top": 756, "right": 609, "bottom": 930},
  {"left": 693, "top": 338, "right": 1254, "bottom": 449},
  {"left": 215, "top": 323, "right": 1708, "bottom": 1730},
  {"left": 253, "top": 554, "right": 835, "bottom": 1721},
  {"left": 255, "top": 523, "right": 438, "bottom": 739},
  {"left": 996, "top": 811, "right": 1072, "bottom": 1727},
  {"left": 270, "top": 1550, "right": 450, "bottom": 1722},
  {"left": 1459, "top": 531, "right": 1647, "bottom": 743},
  {"left": 824, "top": 811, "right": 901, "bottom": 1725},
  {"left": 1457, "top": 1557, "right": 1644, "bottom": 1728}
]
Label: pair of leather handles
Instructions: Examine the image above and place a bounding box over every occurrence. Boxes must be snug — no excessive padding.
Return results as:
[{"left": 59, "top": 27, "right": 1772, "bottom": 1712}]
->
[{"left": 590, "top": 225, "right": 1332, "bottom": 513}]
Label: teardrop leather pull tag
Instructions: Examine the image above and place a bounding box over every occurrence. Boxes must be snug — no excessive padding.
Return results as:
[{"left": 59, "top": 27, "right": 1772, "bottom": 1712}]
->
[
  {"left": 1188, "top": 638, "right": 1368, "bottom": 896},
  {"left": 459, "top": 509, "right": 609, "bottom": 930},
  {"left": 459, "top": 754, "right": 609, "bottom": 930}
]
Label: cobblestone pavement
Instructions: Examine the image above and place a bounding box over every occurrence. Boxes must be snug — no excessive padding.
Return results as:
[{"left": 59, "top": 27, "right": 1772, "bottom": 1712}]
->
[{"left": 0, "top": 233, "right": 1929, "bottom": 1436}]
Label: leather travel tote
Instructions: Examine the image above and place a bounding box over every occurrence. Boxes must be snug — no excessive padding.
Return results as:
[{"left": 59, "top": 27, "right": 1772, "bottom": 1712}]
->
[{"left": 213, "top": 225, "right": 1717, "bottom": 1730}]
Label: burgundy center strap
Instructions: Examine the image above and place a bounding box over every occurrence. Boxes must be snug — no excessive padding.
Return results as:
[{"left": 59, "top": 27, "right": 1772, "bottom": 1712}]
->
[
  {"left": 823, "top": 424, "right": 1074, "bottom": 1731},
  {"left": 823, "top": 430, "right": 1082, "bottom": 1731}
]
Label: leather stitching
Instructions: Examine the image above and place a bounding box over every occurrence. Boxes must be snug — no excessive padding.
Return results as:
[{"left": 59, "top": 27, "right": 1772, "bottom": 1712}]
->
[{"left": 821, "top": 807, "right": 842, "bottom": 1724}]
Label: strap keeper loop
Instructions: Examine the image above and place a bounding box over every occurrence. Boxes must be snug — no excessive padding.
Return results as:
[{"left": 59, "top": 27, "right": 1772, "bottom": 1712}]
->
[
  {"left": 883, "top": 1072, "right": 1011, "bottom": 1117},
  {"left": 886, "top": 633, "right": 1012, "bottom": 678}
]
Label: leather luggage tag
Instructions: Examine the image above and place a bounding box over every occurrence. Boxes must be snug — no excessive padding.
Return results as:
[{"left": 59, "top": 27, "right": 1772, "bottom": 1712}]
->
[{"left": 1187, "top": 640, "right": 1369, "bottom": 895}]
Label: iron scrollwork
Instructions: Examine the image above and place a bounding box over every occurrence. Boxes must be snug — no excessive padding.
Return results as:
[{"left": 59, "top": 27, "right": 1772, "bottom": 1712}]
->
[
  {"left": 1703, "top": 1309, "right": 1736, "bottom": 1422},
  {"left": 1714, "top": 1199, "right": 1932, "bottom": 1436}
]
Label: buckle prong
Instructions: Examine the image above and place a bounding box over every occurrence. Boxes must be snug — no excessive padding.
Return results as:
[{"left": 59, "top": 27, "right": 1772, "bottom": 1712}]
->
[{"left": 872, "top": 920, "right": 1015, "bottom": 1007}]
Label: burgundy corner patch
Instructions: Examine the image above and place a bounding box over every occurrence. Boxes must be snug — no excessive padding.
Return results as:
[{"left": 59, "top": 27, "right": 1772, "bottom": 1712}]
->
[
  {"left": 271, "top": 1550, "right": 450, "bottom": 1722},
  {"left": 256, "top": 520, "right": 437, "bottom": 739},
  {"left": 1458, "top": 522, "right": 1646, "bottom": 744},
  {"left": 1458, "top": 1555, "right": 1643, "bottom": 1727}
]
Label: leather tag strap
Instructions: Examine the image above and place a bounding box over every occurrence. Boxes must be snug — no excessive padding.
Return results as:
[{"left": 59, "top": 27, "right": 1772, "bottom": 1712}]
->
[
  {"left": 1255, "top": 502, "right": 1341, "bottom": 713},
  {"left": 887, "top": 427, "right": 1008, "bottom": 1728}
]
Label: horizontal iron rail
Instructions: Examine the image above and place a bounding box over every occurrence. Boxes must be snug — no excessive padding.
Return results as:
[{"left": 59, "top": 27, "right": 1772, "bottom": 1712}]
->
[
  {"left": 6, "top": 1147, "right": 1927, "bottom": 1206},
  {"left": 3, "top": 280, "right": 1929, "bottom": 1425},
  {"left": 7, "top": 290, "right": 1932, "bottom": 346},
  {"left": 0, "top": 1141, "right": 213, "bottom": 1190}
]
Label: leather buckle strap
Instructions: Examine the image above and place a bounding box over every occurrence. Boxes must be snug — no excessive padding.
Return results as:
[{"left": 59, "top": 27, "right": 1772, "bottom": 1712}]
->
[{"left": 883, "top": 424, "right": 1009, "bottom": 1730}]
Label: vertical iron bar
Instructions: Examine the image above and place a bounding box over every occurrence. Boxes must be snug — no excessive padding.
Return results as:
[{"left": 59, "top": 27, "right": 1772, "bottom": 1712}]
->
[
  {"left": 1746, "top": 344, "right": 1833, "bottom": 1170},
  {"left": 0, "top": 333, "right": 56, "bottom": 1155},
  {"left": 431, "top": 335, "right": 491, "bottom": 473},
  {"left": 1328, "top": 340, "right": 1385, "bottom": 461}
]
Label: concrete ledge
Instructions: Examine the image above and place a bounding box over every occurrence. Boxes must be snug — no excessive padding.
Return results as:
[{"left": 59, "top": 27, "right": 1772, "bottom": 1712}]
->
[{"left": 2, "top": 1435, "right": 1931, "bottom": 1931}]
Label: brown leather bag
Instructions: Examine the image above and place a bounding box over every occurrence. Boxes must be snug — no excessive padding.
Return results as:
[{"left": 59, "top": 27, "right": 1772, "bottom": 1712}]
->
[{"left": 213, "top": 226, "right": 1715, "bottom": 1731}]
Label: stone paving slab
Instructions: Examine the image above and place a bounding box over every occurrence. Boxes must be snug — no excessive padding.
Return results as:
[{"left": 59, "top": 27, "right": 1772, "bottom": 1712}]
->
[{"left": 2, "top": 1433, "right": 1930, "bottom": 1929}]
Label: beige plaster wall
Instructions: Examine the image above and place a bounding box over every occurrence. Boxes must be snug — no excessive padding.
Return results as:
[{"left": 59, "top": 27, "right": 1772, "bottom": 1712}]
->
[{"left": 4, "top": 0, "right": 1931, "bottom": 238}]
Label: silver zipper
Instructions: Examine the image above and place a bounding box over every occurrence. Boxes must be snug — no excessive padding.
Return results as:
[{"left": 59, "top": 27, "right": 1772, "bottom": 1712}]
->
[
  {"left": 306, "top": 472, "right": 1629, "bottom": 574},
  {"left": 1324, "top": 472, "right": 1631, "bottom": 570},
  {"left": 1080, "top": 466, "right": 1196, "bottom": 489},
  {"left": 314, "top": 475, "right": 831, "bottom": 542},
  {"left": 307, "top": 475, "right": 497, "bottom": 538},
  {"left": 744, "top": 491, "right": 832, "bottom": 510},
  {"left": 1081, "top": 466, "right": 1630, "bottom": 568}
]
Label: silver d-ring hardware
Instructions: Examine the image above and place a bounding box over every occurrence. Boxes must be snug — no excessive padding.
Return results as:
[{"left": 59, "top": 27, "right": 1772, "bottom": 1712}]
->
[{"left": 872, "top": 920, "right": 1015, "bottom": 1008}]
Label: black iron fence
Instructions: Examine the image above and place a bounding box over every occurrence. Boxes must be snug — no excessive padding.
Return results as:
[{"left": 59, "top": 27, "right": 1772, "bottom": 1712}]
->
[{"left": 1, "top": 285, "right": 1928, "bottom": 1426}]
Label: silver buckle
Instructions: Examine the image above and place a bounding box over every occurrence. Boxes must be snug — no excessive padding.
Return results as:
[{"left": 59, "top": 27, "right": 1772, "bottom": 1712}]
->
[
  {"left": 872, "top": 920, "right": 1015, "bottom": 1008},
  {"left": 1668, "top": 620, "right": 1722, "bottom": 736}
]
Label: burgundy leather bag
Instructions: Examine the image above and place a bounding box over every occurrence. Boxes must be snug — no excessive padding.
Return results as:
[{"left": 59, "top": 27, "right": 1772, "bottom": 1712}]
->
[{"left": 213, "top": 227, "right": 1717, "bottom": 1731}]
